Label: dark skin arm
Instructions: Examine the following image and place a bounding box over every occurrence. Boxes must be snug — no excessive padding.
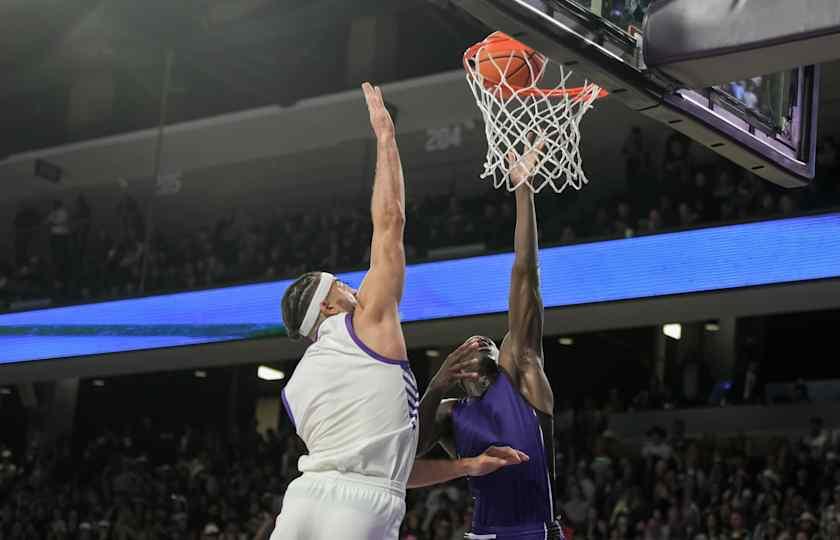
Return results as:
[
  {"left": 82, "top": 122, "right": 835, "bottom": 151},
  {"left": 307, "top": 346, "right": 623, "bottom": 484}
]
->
[
  {"left": 498, "top": 140, "right": 557, "bottom": 485},
  {"left": 498, "top": 139, "right": 554, "bottom": 416}
]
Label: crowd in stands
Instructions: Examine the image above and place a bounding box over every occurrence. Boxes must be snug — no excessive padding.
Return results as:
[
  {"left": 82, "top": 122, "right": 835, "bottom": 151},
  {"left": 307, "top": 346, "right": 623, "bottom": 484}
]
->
[
  {"left": 1, "top": 133, "right": 839, "bottom": 312},
  {"left": 1, "top": 396, "right": 839, "bottom": 540}
]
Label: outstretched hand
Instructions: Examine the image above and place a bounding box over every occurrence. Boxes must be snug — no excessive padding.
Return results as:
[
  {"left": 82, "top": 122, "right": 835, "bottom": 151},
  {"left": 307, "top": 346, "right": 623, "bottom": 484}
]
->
[
  {"left": 506, "top": 133, "right": 546, "bottom": 187},
  {"left": 465, "top": 445, "right": 530, "bottom": 477},
  {"left": 362, "top": 82, "right": 395, "bottom": 141},
  {"left": 430, "top": 337, "right": 488, "bottom": 391}
]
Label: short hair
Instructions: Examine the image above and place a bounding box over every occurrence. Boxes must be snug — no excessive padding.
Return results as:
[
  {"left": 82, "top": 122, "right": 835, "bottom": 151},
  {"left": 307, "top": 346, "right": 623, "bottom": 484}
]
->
[{"left": 281, "top": 272, "right": 323, "bottom": 340}]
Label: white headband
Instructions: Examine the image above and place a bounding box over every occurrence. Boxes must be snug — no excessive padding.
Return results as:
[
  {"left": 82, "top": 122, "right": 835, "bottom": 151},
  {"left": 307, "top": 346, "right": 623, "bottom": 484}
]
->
[{"left": 298, "top": 272, "right": 336, "bottom": 338}]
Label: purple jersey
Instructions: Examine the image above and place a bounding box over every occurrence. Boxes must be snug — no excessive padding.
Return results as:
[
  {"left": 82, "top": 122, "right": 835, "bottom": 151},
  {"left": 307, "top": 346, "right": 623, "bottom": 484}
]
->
[{"left": 452, "top": 371, "right": 562, "bottom": 539}]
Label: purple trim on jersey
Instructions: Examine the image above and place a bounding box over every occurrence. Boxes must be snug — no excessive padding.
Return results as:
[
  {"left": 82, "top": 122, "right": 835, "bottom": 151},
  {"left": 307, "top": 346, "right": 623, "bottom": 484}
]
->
[
  {"left": 344, "top": 313, "right": 408, "bottom": 365},
  {"left": 403, "top": 373, "right": 418, "bottom": 392},
  {"left": 281, "top": 388, "right": 295, "bottom": 428}
]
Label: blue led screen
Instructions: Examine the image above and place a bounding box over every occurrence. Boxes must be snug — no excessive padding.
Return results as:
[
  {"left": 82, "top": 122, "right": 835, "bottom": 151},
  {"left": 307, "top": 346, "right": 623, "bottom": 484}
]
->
[{"left": 1, "top": 213, "right": 839, "bottom": 364}]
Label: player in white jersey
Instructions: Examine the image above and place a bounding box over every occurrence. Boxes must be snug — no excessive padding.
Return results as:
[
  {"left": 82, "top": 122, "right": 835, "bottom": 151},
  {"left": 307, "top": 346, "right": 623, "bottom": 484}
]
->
[{"left": 272, "top": 83, "right": 528, "bottom": 540}]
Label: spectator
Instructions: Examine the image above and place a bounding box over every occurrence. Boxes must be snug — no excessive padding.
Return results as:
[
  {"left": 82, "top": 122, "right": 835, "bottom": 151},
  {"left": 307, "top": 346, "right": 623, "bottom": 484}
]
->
[
  {"left": 793, "top": 380, "right": 811, "bottom": 404},
  {"left": 642, "top": 426, "right": 672, "bottom": 461},
  {"left": 564, "top": 483, "right": 592, "bottom": 529},
  {"left": 804, "top": 417, "right": 829, "bottom": 457},
  {"left": 678, "top": 202, "right": 698, "bottom": 227},
  {"left": 779, "top": 194, "right": 799, "bottom": 216},
  {"left": 45, "top": 200, "right": 71, "bottom": 287},
  {"left": 662, "top": 134, "right": 693, "bottom": 193},
  {"left": 739, "top": 361, "right": 763, "bottom": 405},
  {"left": 730, "top": 511, "right": 750, "bottom": 540},
  {"left": 645, "top": 209, "right": 664, "bottom": 233},
  {"left": 73, "top": 194, "right": 92, "bottom": 263},
  {"left": 623, "top": 126, "right": 652, "bottom": 201},
  {"left": 12, "top": 203, "right": 40, "bottom": 267}
]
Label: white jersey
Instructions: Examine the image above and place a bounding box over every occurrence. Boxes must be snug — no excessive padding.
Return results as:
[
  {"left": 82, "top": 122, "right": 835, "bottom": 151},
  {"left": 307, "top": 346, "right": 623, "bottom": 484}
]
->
[{"left": 282, "top": 312, "right": 419, "bottom": 489}]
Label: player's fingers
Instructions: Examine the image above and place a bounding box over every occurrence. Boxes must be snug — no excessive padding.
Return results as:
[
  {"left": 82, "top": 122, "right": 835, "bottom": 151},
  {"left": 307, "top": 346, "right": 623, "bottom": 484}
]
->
[
  {"left": 451, "top": 371, "right": 480, "bottom": 381},
  {"left": 451, "top": 357, "right": 480, "bottom": 370},
  {"left": 361, "top": 82, "right": 374, "bottom": 103},
  {"left": 534, "top": 133, "right": 547, "bottom": 154},
  {"left": 487, "top": 445, "right": 527, "bottom": 464},
  {"left": 506, "top": 149, "right": 519, "bottom": 166},
  {"left": 449, "top": 340, "right": 479, "bottom": 359},
  {"left": 375, "top": 86, "right": 385, "bottom": 105}
]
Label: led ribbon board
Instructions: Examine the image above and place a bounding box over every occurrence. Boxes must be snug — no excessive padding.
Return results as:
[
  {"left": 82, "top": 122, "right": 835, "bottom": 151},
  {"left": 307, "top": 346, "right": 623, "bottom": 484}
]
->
[{"left": 1, "top": 213, "right": 839, "bottom": 364}]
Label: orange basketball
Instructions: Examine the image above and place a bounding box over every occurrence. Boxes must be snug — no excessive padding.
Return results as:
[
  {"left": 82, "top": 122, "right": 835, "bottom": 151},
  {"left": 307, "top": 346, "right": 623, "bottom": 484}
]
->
[{"left": 473, "top": 31, "right": 546, "bottom": 89}]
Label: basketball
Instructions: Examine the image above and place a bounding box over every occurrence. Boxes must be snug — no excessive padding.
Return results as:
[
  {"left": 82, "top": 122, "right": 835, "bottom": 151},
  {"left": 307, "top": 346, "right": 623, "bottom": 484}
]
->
[{"left": 473, "top": 31, "right": 546, "bottom": 89}]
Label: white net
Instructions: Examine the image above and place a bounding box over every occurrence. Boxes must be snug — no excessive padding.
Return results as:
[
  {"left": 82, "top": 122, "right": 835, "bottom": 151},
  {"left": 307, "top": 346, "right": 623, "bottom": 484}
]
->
[{"left": 464, "top": 42, "right": 603, "bottom": 193}]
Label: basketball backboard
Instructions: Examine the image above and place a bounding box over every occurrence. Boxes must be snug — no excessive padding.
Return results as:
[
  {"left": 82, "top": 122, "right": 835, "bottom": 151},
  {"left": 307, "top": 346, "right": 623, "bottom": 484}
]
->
[{"left": 453, "top": 0, "right": 821, "bottom": 188}]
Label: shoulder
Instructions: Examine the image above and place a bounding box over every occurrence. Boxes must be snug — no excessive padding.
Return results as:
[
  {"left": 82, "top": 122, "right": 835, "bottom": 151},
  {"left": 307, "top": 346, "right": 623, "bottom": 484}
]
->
[{"left": 349, "top": 308, "right": 407, "bottom": 362}]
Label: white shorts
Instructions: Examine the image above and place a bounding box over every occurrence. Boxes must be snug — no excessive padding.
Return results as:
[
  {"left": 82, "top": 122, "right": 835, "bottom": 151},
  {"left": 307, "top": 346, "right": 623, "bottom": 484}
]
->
[{"left": 269, "top": 471, "right": 406, "bottom": 540}]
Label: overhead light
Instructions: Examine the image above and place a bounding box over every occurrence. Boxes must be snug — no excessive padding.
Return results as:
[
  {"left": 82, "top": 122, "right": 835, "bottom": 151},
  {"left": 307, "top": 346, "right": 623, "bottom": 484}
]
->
[
  {"left": 0, "top": 387, "right": 11, "bottom": 395},
  {"left": 194, "top": 370, "right": 207, "bottom": 379},
  {"left": 558, "top": 337, "right": 574, "bottom": 346},
  {"left": 258, "top": 366, "right": 285, "bottom": 381},
  {"left": 663, "top": 324, "right": 682, "bottom": 340},
  {"left": 705, "top": 322, "right": 720, "bottom": 332},
  {"left": 425, "top": 349, "right": 440, "bottom": 358},
  {"left": 92, "top": 379, "right": 105, "bottom": 387}
]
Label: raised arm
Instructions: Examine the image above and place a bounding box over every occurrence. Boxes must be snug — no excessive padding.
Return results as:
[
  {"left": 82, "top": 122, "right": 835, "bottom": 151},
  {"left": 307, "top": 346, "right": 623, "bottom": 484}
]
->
[
  {"left": 498, "top": 139, "right": 554, "bottom": 414},
  {"left": 507, "top": 183, "right": 543, "bottom": 361},
  {"left": 353, "top": 83, "right": 407, "bottom": 358}
]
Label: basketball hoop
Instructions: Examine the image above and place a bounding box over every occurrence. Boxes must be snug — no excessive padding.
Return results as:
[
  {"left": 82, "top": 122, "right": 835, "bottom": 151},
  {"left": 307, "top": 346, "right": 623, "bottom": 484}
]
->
[{"left": 464, "top": 33, "right": 607, "bottom": 193}]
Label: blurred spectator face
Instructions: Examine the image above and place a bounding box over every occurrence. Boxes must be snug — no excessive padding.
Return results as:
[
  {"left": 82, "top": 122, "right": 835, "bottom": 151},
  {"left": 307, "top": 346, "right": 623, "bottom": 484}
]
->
[
  {"left": 730, "top": 511, "right": 744, "bottom": 531},
  {"left": 595, "top": 208, "right": 609, "bottom": 225},
  {"left": 648, "top": 209, "right": 662, "bottom": 229},
  {"left": 779, "top": 195, "right": 796, "bottom": 215},
  {"left": 617, "top": 202, "right": 631, "bottom": 220},
  {"left": 561, "top": 226, "right": 576, "bottom": 243},
  {"left": 483, "top": 203, "right": 497, "bottom": 220},
  {"left": 694, "top": 171, "right": 708, "bottom": 188},
  {"left": 761, "top": 194, "right": 776, "bottom": 213},
  {"left": 678, "top": 203, "right": 694, "bottom": 223}
]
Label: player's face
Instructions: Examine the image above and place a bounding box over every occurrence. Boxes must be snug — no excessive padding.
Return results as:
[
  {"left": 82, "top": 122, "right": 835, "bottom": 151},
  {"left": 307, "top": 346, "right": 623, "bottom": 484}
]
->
[
  {"left": 458, "top": 335, "right": 499, "bottom": 398},
  {"left": 330, "top": 280, "right": 358, "bottom": 313}
]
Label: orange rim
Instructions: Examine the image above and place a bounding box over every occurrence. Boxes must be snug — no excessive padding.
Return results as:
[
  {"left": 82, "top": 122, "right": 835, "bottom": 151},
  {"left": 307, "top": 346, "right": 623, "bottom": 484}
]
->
[{"left": 463, "top": 38, "right": 609, "bottom": 101}]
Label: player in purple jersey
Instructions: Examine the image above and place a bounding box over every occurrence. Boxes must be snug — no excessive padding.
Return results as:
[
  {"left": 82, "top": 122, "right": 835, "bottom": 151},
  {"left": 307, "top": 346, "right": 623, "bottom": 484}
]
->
[{"left": 417, "top": 138, "right": 561, "bottom": 540}]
